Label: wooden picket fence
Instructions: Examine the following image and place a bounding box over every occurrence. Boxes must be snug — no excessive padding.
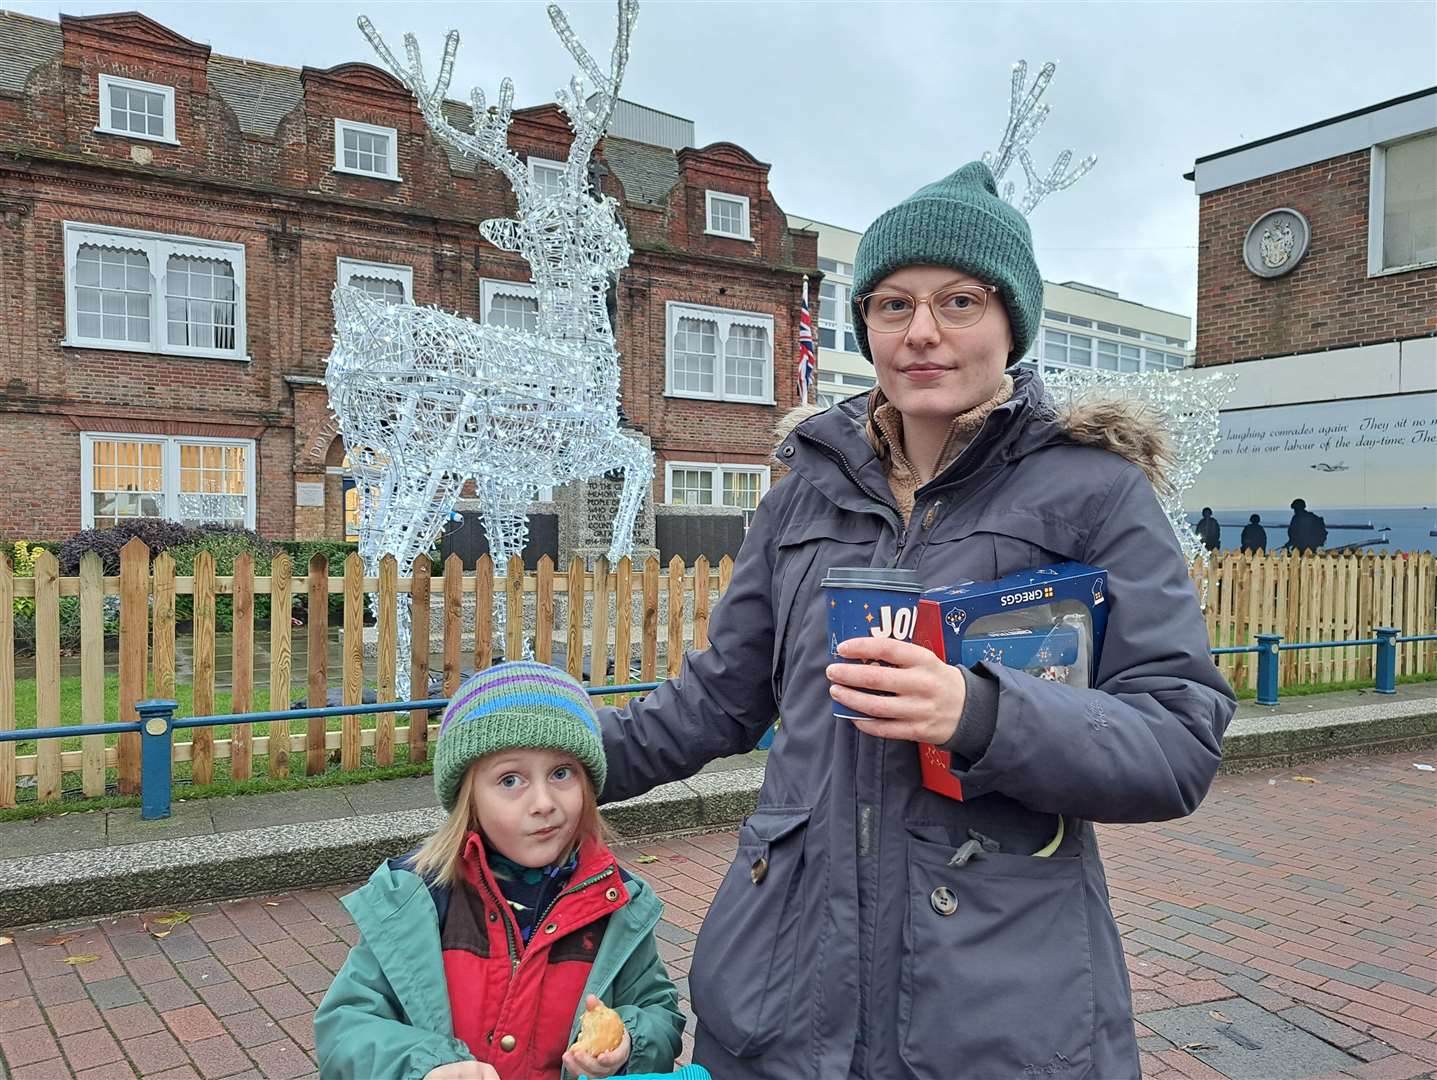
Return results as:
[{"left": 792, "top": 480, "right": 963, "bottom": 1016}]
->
[
  {"left": 0, "top": 539, "right": 1433, "bottom": 808},
  {"left": 0, "top": 537, "right": 734, "bottom": 808},
  {"left": 1190, "top": 550, "right": 1436, "bottom": 692}
]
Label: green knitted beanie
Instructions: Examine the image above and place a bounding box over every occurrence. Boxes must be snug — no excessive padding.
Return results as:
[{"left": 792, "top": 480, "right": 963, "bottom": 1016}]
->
[
  {"left": 434, "top": 660, "right": 606, "bottom": 811},
  {"left": 850, "top": 160, "right": 1042, "bottom": 363}
]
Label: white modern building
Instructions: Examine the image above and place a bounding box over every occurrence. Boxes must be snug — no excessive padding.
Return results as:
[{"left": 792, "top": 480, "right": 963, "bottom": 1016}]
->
[{"left": 1022, "top": 280, "right": 1191, "bottom": 377}]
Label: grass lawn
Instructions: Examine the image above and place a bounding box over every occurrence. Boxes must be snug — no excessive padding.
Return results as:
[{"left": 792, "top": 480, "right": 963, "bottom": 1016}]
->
[
  {"left": 6, "top": 674, "right": 422, "bottom": 757},
  {"left": 1232, "top": 671, "right": 1434, "bottom": 700},
  {"left": 12, "top": 674, "right": 287, "bottom": 732},
  {"left": 1, "top": 676, "right": 634, "bottom": 819},
  {"left": 0, "top": 752, "right": 435, "bottom": 822}
]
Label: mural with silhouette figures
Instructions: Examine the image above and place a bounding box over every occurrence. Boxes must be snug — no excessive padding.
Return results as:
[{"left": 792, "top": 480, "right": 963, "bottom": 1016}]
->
[{"left": 1186, "top": 391, "right": 1436, "bottom": 553}]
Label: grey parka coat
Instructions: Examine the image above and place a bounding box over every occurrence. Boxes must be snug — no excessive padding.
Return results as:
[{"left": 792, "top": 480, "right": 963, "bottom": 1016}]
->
[{"left": 597, "top": 368, "right": 1237, "bottom": 1080}]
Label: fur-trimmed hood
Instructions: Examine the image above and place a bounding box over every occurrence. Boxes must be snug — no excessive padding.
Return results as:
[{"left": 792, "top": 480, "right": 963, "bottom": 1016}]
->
[{"left": 774, "top": 373, "right": 1173, "bottom": 494}]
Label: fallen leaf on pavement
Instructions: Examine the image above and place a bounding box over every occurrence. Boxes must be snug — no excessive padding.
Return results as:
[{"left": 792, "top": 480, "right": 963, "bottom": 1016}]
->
[
  {"left": 0, "top": 936, "right": 12, "bottom": 947},
  {"left": 151, "top": 911, "right": 192, "bottom": 927},
  {"left": 1290, "top": 776, "right": 1319, "bottom": 783},
  {"left": 39, "top": 934, "right": 78, "bottom": 947},
  {"left": 1208, "top": 1010, "right": 1231, "bottom": 1024},
  {"left": 634, "top": 855, "right": 658, "bottom": 864},
  {"left": 264, "top": 901, "right": 281, "bottom": 907},
  {"left": 64, "top": 954, "right": 100, "bottom": 965},
  {"left": 1183, "top": 1043, "right": 1218, "bottom": 1052}
]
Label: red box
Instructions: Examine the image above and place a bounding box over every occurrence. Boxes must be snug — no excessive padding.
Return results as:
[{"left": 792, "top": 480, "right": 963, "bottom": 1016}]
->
[{"left": 913, "top": 600, "right": 966, "bottom": 799}]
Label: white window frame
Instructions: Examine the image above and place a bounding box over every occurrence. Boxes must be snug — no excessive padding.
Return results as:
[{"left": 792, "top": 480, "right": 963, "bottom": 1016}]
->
[
  {"left": 80, "top": 432, "right": 257, "bottom": 530},
  {"left": 818, "top": 279, "right": 860, "bottom": 356},
  {"left": 337, "top": 258, "right": 413, "bottom": 302},
  {"left": 63, "top": 221, "right": 248, "bottom": 361},
  {"left": 333, "top": 118, "right": 401, "bottom": 181},
  {"left": 528, "top": 156, "right": 567, "bottom": 198},
  {"left": 705, "top": 191, "right": 752, "bottom": 240},
  {"left": 95, "top": 74, "right": 178, "bottom": 144},
  {"left": 664, "top": 301, "right": 774, "bottom": 404},
  {"left": 479, "top": 278, "right": 540, "bottom": 328},
  {"left": 1368, "top": 132, "right": 1437, "bottom": 277},
  {"left": 663, "top": 461, "right": 771, "bottom": 522}
]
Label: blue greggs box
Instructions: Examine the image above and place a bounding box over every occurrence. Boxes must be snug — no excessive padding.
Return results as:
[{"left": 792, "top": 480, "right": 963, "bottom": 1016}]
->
[{"left": 914, "top": 562, "right": 1108, "bottom": 800}]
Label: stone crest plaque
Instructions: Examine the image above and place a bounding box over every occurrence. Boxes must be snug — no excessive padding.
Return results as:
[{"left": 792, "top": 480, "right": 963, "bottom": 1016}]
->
[{"left": 1243, "top": 207, "right": 1311, "bottom": 278}]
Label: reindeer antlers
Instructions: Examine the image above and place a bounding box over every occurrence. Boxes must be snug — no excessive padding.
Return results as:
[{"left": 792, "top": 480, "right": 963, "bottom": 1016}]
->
[
  {"left": 548, "top": 0, "right": 637, "bottom": 171},
  {"left": 981, "top": 60, "right": 1096, "bottom": 216},
  {"left": 358, "top": 1, "right": 637, "bottom": 198},
  {"left": 358, "top": 14, "right": 527, "bottom": 194}
]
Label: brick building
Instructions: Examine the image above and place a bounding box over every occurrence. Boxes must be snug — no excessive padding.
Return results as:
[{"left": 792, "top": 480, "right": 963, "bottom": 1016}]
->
[
  {"left": 1184, "top": 87, "right": 1436, "bottom": 552},
  {"left": 0, "top": 10, "right": 817, "bottom": 542}
]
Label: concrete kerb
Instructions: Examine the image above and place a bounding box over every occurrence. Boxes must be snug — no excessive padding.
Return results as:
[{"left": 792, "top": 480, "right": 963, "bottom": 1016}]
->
[
  {"left": 1217, "top": 695, "right": 1437, "bottom": 772},
  {"left": 0, "top": 768, "right": 764, "bottom": 928}
]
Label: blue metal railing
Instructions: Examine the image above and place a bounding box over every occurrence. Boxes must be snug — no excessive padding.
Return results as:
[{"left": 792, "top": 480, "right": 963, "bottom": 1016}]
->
[
  {"left": 1211, "top": 629, "right": 1436, "bottom": 706},
  {"left": 5, "top": 632, "right": 1435, "bottom": 819},
  {"left": 3, "top": 681, "right": 662, "bottom": 820}
]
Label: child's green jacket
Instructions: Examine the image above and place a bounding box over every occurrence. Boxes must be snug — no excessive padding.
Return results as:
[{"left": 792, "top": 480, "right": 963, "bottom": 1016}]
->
[{"left": 314, "top": 854, "right": 685, "bottom": 1079}]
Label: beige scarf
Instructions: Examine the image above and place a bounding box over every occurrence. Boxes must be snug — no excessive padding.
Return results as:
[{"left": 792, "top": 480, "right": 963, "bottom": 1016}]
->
[{"left": 865, "top": 374, "right": 1015, "bottom": 525}]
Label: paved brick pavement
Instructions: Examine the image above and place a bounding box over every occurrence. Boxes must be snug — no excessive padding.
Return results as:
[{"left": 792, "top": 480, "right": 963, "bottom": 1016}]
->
[{"left": 2, "top": 750, "right": 1432, "bottom": 1079}]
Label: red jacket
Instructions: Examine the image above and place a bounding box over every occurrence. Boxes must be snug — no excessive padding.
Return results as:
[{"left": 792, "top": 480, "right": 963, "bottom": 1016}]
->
[{"left": 442, "top": 833, "right": 629, "bottom": 1079}]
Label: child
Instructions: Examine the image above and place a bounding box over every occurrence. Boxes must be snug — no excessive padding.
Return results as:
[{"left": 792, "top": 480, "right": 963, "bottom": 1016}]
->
[{"left": 315, "top": 661, "right": 685, "bottom": 1080}]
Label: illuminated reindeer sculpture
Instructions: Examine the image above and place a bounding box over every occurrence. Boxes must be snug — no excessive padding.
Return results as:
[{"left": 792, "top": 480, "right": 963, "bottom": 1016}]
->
[{"left": 326, "top": 1, "right": 650, "bottom": 687}]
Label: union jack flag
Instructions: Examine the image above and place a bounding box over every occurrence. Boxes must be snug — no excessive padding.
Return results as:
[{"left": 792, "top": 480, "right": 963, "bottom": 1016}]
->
[{"left": 796, "top": 275, "right": 817, "bottom": 403}]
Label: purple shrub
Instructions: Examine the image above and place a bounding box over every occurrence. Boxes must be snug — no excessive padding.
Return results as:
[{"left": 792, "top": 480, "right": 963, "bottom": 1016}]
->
[{"left": 58, "top": 519, "right": 199, "bottom": 574}]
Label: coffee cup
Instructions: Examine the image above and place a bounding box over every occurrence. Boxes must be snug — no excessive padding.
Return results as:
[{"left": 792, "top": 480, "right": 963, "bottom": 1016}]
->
[{"left": 822, "top": 566, "right": 924, "bottom": 721}]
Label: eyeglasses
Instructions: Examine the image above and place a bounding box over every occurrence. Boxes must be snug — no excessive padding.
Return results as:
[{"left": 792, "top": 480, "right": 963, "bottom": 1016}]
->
[{"left": 855, "top": 283, "right": 998, "bottom": 334}]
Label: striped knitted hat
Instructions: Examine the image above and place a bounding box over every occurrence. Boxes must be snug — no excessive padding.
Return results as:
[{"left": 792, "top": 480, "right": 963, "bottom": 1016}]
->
[{"left": 434, "top": 661, "right": 606, "bottom": 811}]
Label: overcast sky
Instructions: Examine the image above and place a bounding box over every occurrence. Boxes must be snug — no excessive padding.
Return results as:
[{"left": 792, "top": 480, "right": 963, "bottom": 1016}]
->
[{"left": 14, "top": 0, "right": 1436, "bottom": 325}]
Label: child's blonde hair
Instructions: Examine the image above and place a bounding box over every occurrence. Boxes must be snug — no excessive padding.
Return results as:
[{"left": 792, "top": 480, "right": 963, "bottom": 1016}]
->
[{"left": 408, "top": 754, "right": 612, "bottom": 888}]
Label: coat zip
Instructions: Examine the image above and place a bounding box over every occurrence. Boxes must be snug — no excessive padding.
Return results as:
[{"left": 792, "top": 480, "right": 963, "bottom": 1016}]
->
[
  {"left": 531, "top": 865, "right": 617, "bottom": 936},
  {"left": 469, "top": 860, "right": 621, "bottom": 1063},
  {"left": 890, "top": 524, "right": 911, "bottom": 569},
  {"left": 485, "top": 864, "right": 618, "bottom": 976},
  {"left": 476, "top": 874, "right": 521, "bottom": 973}
]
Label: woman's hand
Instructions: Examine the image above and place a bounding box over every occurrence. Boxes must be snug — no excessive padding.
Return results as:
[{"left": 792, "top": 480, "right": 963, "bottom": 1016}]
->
[
  {"left": 827, "top": 637, "right": 967, "bottom": 745},
  {"left": 422, "top": 1061, "right": 500, "bottom": 1080},
  {"left": 561, "top": 995, "right": 632, "bottom": 1079}
]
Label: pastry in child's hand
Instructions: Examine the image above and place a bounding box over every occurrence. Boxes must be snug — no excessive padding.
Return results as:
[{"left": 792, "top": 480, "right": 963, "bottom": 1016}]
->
[{"left": 571, "top": 1001, "right": 625, "bottom": 1056}]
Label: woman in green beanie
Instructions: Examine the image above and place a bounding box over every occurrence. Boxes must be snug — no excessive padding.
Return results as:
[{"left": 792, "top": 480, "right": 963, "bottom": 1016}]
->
[{"left": 594, "top": 159, "right": 1235, "bottom": 1080}]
